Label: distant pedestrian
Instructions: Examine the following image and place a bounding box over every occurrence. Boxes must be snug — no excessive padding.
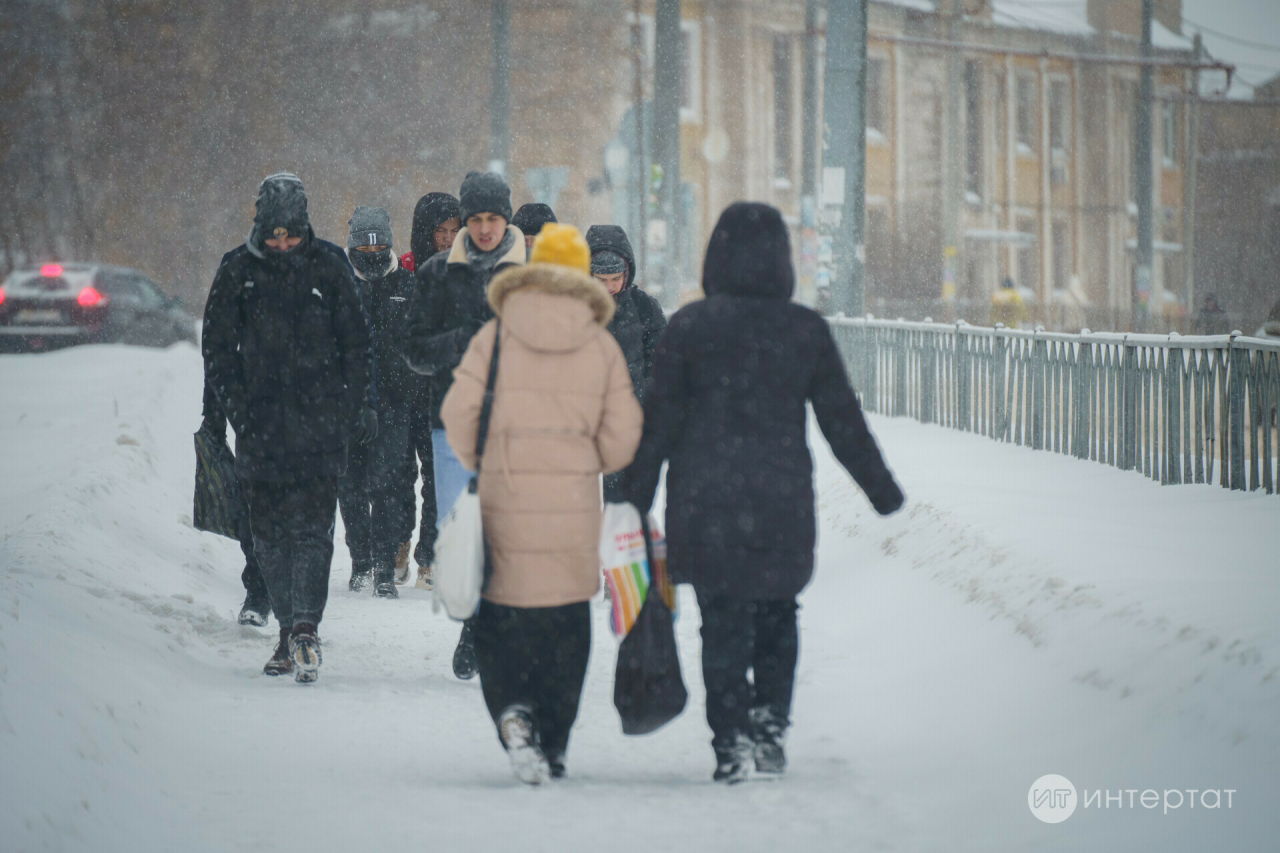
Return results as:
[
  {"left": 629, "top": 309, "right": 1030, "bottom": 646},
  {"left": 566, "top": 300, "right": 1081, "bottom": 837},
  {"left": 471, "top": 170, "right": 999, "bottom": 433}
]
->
[
  {"left": 1194, "top": 293, "right": 1230, "bottom": 336},
  {"left": 1253, "top": 299, "right": 1280, "bottom": 341},
  {"left": 620, "top": 203, "right": 905, "bottom": 782},
  {"left": 440, "top": 223, "right": 642, "bottom": 783},
  {"left": 511, "top": 202, "right": 557, "bottom": 255},
  {"left": 398, "top": 192, "right": 462, "bottom": 588},
  {"left": 586, "top": 224, "right": 666, "bottom": 502},
  {"left": 989, "top": 276, "right": 1025, "bottom": 329},
  {"left": 203, "top": 172, "right": 376, "bottom": 683},
  {"left": 337, "top": 206, "right": 418, "bottom": 598},
  {"left": 406, "top": 171, "right": 525, "bottom": 680}
]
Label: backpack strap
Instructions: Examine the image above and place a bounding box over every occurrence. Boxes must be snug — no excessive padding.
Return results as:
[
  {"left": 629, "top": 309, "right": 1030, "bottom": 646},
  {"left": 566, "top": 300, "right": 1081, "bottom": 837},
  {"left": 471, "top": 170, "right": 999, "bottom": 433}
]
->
[{"left": 473, "top": 319, "right": 502, "bottom": 471}]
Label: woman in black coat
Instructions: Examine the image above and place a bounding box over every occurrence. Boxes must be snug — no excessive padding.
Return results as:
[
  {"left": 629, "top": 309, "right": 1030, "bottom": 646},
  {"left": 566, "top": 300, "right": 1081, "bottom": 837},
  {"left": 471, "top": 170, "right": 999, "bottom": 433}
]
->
[{"left": 621, "top": 202, "right": 904, "bottom": 783}]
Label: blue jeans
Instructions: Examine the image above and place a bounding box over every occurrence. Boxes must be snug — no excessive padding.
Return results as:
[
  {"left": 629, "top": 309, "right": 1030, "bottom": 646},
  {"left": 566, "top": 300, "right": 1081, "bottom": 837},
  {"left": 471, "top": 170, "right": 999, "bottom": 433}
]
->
[{"left": 433, "top": 429, "right": 472, "bottom": 526}]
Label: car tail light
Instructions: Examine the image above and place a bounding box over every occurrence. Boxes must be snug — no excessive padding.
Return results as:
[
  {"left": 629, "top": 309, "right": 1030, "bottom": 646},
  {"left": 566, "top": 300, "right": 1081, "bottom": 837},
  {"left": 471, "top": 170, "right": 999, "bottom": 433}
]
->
[
  {"left": 41, "top": 264, "right": 64, "bottom": 277},
  {"left": 77, "top": 286, "right": 104, "bottom": 307},
  {"left": 0, "top": 287, "right": 5, "bottom": 306}
]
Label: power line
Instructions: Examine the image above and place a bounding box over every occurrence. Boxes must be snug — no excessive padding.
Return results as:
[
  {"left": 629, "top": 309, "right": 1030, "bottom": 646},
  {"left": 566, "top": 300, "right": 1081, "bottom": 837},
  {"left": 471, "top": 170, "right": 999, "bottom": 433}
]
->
[{"left": 1182, "top": 17, "right": 1280, "bottom": 53}]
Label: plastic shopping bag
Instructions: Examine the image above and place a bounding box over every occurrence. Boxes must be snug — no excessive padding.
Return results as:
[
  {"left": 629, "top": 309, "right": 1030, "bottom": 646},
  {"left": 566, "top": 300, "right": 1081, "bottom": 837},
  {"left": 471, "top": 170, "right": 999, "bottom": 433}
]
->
[
  {"left": 433, "top": 476, "right": 485, "bottom": 620},
  {"left": 613, "top": 551, "right": 687, "bottom": 735},
  {"left": 193, "top": 427, "right": 243, "bottom": 540}
]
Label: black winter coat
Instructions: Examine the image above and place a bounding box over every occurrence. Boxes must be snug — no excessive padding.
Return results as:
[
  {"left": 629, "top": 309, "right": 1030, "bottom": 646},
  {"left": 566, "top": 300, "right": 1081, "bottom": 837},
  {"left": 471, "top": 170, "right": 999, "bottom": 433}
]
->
[
  {"left": 620, "top": 203, "right": 903, "bottom": 599},
  {"left": 587, "top": 225, "right": 667, "bottom": 403},
  {"left": 203, "top": 234, "right": 374, "bottom": 483},
  {"left": 351, "top": 255, "right": 417, "bottom": 410},
  {"left": 405, "top": 226, "right": 525, "bottom": 429}
]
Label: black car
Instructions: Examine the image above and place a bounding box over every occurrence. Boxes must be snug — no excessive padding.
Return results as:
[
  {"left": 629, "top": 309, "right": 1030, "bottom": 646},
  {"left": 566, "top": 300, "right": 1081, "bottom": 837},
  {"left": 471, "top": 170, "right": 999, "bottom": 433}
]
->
[{"left": 0, "top": 263, "right": 197, "bottom": 352}]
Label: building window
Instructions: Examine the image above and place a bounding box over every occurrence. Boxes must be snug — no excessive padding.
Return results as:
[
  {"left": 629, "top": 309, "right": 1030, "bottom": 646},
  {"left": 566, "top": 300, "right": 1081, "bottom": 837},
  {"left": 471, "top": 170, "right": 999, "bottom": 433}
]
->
[
  {"left": 965, "top": 60, "right": 983, "bottom": 197},
  {"left": 994, "top": 69, "right": 1007, "bottom": 154},
  {"left": 1161, "top": 100, "right": 1177, "bottom": 165},
  {"left": 1016, "top": 74, "right": 1037, "bottom": 155},
  {"left": 866, "top": 57, "right": 887, "bottom": 139},
  {"left": 680, "top": 20, "right": 701, "bottom": 123},
  {"left": 774, "top": 35, "right": 792, "bottom": 181},
  {"left": 1049, "top": 80, "right": 1069, "bottom": 185},
  {"left": 1017, "top": 216, "right": 1038, "bottom": 292},
  {"left": 1051, "top": 219, "right": 1070, "bottom": 291},
  {"left": 866, "top": 206, "right": 890, "bottom": 293}
]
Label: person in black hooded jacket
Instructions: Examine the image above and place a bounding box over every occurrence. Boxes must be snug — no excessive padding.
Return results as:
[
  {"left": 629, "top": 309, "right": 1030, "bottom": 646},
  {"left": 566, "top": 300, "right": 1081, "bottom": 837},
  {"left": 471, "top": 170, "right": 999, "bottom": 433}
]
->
[
  {"left": 203, "top": 172, "right": 376, "bottom": 684},
  {"left": 585, "top": 224, "right": 666, "bottom": 502},
  {"left": 398, "top": 192, "right": 462, "bottom": 588},
  {"left": 618, "top": 202, "right": 904, "bottom": 783},
  {"left": 338, "top": 206, "right": 418, "bottom": 598}
]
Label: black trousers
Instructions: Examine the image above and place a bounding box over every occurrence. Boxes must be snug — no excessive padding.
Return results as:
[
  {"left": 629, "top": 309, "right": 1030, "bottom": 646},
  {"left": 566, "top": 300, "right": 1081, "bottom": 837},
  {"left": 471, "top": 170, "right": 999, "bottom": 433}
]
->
[
  {"left": 696, "top": 594, "right": 800, "bottom": 750},
  {"left": 338, "top": 404, "right": 414, "bottom": 582},
  {"left": 406, "top": 403, "right": 438, "bottom": 567},
  {"left": 247, "top": 476, "right": 339, "bottom": 630},
  {"left": 472, "top": 599, "right": 591, "bottom": 763},
  {"left": 237, "top": 500, "right": 267, "bottom": 598}
]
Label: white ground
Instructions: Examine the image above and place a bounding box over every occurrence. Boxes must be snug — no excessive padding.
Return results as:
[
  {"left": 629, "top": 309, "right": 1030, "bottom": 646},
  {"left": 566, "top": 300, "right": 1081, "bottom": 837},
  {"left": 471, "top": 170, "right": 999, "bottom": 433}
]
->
[{"left": 1, "top": 344, "right": 1277, "bottom": 852}]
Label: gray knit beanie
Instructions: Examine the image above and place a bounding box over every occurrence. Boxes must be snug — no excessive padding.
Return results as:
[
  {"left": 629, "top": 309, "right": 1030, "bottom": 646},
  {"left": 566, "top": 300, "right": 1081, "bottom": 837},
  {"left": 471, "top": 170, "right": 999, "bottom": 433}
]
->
[
  {"left": 459, "top": 171, "right": 513, "bottom": 223},
  {"left": 347, "top": 206, "right": 393, "bottom": 249}
]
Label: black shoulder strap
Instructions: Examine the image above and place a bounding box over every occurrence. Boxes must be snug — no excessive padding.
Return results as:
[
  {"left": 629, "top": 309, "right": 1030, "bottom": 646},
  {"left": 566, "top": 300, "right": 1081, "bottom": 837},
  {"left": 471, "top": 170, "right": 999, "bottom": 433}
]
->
[{"left": 473, "top": 319, "right": 502, "bottom": 470}]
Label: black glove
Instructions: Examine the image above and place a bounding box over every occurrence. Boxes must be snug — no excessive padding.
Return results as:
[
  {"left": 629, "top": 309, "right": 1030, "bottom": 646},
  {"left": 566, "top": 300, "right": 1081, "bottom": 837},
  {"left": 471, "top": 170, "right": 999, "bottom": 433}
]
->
[{"left": 353, "top": 407, "right": 378, "bottom": 445}]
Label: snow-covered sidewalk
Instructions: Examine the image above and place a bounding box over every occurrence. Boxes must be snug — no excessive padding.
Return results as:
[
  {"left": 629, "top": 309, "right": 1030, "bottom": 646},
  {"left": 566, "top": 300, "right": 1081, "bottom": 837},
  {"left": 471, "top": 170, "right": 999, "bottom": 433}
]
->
[{"left": 1, "top": 345, "right": 1277, "bottom": 852}]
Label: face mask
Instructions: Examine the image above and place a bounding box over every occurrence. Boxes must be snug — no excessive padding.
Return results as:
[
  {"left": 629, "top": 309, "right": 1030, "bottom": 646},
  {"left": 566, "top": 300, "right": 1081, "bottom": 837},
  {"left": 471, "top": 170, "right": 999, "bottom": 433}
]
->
[{"left": 350, "top": 249, "right": 391, "bottom": 279}]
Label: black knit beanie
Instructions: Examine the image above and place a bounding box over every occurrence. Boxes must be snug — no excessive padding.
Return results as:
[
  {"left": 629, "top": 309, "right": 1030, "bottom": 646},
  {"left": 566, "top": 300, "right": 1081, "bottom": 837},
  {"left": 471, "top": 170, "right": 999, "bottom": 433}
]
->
[
  {"left": 459, "top": 171, "right": 513, "bottom": 223},
  {"left": 512, "top": 203, "right": 557, "bottom": 238}
]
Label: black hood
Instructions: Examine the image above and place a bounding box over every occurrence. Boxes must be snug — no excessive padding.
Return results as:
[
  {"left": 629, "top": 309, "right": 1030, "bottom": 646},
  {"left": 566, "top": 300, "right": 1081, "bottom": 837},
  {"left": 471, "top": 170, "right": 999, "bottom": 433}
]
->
[
  {"left": 585, "top": 225, "right": 637, "bottom": 290},
  {"left": 702, "top": 202, "right": 794, "bottom": 300},
  {"left": 409, "top": 192, "right": 461, "bottom": 267}
]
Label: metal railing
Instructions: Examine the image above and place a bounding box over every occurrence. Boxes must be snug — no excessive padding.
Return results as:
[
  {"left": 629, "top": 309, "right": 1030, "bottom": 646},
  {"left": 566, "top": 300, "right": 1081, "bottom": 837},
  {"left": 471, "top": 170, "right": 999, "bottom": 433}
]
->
[{"left": 828, "top": 317, "right": 1280, "bottom": 495}]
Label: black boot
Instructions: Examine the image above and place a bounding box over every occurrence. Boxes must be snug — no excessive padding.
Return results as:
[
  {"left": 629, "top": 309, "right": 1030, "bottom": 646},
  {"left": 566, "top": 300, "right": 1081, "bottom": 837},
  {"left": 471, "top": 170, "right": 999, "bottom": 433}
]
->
[
  {"left": 712, "top": 734, "right": 753, "bottom": 784},
  {"left": 452, "top": 618, "right": 477, "bottom": 680},
  {"left": 749, "top": 707, "right": 788, "bottom": 775},
  {"left": 238, "top": 586, "right": 271, "bottom": 627},
  {"left": 289, "top": 622, "right": 322, "bottom": 684},
  {"left": 263, "top": 626, "right": 292, "bottom": 676},
  {"left": 349, "top": 557, "right": 373, "bottom": 592},
  {"left": 373, "top": 560, "right": 399, "bottom": 599}
]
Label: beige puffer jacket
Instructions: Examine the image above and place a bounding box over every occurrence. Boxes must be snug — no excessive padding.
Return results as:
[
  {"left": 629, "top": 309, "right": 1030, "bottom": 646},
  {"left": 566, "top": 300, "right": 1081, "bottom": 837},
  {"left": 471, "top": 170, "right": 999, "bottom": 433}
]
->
[{"left": 440, "top": 263, "right": 643, "bottom": 607}]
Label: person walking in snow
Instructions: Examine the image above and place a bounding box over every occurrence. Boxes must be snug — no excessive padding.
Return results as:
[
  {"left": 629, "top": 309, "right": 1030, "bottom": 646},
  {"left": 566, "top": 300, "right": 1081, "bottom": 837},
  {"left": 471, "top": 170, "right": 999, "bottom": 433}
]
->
[
  {"left": 203, "top": 172, "right": 376, "bottom": 684},
  {"left": 396, "top": 192, "right": 462, "bottom": 589},
  {"left": 511, "top": 202, "right": 557, "bottom": 255},
  {"left": 337, "top": 206, "right": 418, "bottom": 599},
  {"left": 198, "top": 377, "right": 272, "bottom": 626},
  {"left": 405, "top": 171, "right": 525, "bottom": 680},
  {"left": 440, "top": 223, "right": 642, "bottom": 784},
  {"left": 585, "top": 224, "right": 666, "bottom": 502},
  {"left": 619, "top": 203, "right": 905, "bottom": 782}
]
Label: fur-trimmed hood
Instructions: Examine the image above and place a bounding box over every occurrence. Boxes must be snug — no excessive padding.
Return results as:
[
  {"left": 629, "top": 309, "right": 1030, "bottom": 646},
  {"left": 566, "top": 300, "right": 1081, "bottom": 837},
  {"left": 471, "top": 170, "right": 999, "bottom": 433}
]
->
[{"left": 487, "top": 263, "right": 616, "bottom": 353}]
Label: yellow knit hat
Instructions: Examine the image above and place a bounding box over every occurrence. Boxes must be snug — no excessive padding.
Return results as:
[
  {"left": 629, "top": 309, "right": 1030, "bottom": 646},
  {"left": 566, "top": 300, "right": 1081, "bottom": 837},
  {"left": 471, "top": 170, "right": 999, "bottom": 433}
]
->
[{"left": 529, "top": 222, "right": 591, "bottom": 274}]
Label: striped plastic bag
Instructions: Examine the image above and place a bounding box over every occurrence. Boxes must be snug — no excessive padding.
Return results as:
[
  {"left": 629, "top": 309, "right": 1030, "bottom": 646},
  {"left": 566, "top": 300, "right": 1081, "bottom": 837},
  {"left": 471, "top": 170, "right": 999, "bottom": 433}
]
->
[{"left": 600, "top": 503, "right": 675, "bottom": 637}]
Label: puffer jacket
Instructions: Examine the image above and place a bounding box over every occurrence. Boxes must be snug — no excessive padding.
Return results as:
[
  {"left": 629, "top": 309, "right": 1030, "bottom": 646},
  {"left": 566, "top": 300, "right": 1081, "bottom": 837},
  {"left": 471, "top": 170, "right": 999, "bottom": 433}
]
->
[{"left": 440, "top": 264, "right": 643, "bottom": 608}]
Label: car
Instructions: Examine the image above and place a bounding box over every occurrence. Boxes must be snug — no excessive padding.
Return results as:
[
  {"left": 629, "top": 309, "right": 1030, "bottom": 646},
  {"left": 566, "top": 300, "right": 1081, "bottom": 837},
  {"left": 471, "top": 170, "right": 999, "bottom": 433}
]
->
[{"left": 0, "top": 263, "right": 198, "bottom": 353}]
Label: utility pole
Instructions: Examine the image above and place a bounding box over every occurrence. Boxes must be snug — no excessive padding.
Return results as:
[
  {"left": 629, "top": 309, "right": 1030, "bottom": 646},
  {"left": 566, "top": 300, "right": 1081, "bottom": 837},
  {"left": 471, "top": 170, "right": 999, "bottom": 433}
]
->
[
  {"left": 941, "top": 0, "right": 963, "bottom": 318},
  {"left": 821, "top": 0, "right": 868, "bottom": 317},
  {"left": 1134, "top": 0, "right": 1155, "bottom": 329},
  {"left": 799, "top": 0, "right": 820, "bottom": 305},
  {"left": 631, "top": 0, "right": 649, "bottom": 287},
  {"left": 653, "top": 0, "right": 683, "bottom": 308},
  {"left": 488, "top": 0, "right": 510, "bottom": 175},
  {"left": 1182, "top": 32, "right": 1202, "bottom": 325}
]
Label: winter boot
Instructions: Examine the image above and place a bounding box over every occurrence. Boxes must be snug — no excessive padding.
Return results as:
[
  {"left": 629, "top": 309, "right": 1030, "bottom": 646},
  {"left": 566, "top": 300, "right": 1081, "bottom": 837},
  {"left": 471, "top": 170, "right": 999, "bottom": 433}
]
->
[
  {"left": 393, "top": 542, "right": 412, "bottom": 585},
  {"left": 452, "top": 620, "right": 478, "bottom": 680},
  {"left": 546, "top": 751, "right": 567, "bottom": 780},
  {"left": 238, "top": 587, "right": 271, "bottom": 627},
  {"left": 373, "top": 563, "right": 399, "bottom": 599},
  {"left": 749, "top": 707, "right": 788, "bottom": 775},
  {"left": 414, "top": 563, "right": 435, "bottom": 591},
  {"left": 289, "top": 623, "right": 322, "bottom": 684},
  {"left": 498, "top": 705, "right": 550, "bottom": 785},
  {"left": 712, "top": 734, "right": 754, "bottom": 784},
  {"left": 348, "top": 570, "right": 373, "bottom": 592},
  {"left": 263, "top": 627, "right": 293, "bottom": 676}
]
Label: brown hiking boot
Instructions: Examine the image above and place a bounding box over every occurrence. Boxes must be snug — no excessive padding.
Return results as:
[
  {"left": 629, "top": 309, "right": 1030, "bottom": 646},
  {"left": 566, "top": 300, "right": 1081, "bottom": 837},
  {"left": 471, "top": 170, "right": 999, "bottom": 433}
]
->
[
  {"left": 289, "top": 623, "right": 322, "bottom": 684},
  {"left": 263, "top": 628, "right": 293, "bottom": 676},
  {"left": 394, "top": 541, "right": 412, "bottom": 585},
  {"left": 414, "top": 563, "right": 434, "bottom": 591}
]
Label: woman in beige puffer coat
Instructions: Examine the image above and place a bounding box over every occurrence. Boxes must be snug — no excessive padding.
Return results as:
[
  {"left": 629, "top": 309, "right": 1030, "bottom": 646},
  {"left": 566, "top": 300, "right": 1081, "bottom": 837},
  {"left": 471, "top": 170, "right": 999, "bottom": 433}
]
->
[{"left": 440, "top": 226, "right": 643, "bottom": 783}]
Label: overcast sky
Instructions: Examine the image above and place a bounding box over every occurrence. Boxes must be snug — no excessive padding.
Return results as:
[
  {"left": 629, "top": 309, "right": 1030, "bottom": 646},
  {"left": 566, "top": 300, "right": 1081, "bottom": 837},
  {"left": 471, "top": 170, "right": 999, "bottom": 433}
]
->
[{"left": 1179, "top": 0, "right": 1280, "bottom": 97}]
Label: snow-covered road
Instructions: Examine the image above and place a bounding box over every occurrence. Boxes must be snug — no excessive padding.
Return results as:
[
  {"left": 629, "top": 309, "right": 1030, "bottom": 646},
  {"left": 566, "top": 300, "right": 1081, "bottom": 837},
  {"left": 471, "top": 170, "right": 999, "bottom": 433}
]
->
[{"left": 2, "top": 344, "right": 1277, "bottom": 852}]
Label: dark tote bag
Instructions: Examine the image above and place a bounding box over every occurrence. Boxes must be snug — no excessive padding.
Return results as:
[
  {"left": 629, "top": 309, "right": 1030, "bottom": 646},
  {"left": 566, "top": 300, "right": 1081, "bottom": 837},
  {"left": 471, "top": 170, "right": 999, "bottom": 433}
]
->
[
  {"left": 192, "top": 428, "right": 243, "bottom": 540},
  {"left": 614, "top": 518, "right": 688, "bottom": 735}
]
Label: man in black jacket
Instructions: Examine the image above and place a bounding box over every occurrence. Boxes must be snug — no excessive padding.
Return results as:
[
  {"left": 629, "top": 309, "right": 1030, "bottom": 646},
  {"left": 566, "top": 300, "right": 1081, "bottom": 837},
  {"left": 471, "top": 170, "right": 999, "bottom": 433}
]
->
[
  {"left": 406, "top": 170, "right": 524, "bottom": 679},
  {"left": 512, "top": 202, "right": 557, "bottom": 254},
  {"left": 203, "top": 172, "right": 376, "bottom": 684},
  {"left": 586, "top": 225, "right": 666, "bottom": 502},
  {"left": 620, "top": 203, "right": 904, "bottom": 782},
  {"left": 398, "top": 192, "right": 462, "bottom": 589},
  {"left": 339, "top": 206, "right": 418, "bottom": 599}
]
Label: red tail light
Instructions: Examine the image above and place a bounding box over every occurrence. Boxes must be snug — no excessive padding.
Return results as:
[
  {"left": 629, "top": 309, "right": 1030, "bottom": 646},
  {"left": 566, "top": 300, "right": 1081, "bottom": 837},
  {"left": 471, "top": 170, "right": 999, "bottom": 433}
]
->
[
  {"left": 77, "top": 286, "right": 104, "bottom": 307},
  {"left": 0, "top": 287, "right": 5, "bottom": 306},
  {"left": 41, "top": 264, "right": 63, "bottom": 277}
]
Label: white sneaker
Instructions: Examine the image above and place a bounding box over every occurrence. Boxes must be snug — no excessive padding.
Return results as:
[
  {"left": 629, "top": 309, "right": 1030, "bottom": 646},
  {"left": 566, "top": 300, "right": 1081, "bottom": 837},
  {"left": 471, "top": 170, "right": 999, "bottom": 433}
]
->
[{"left": 498, "top": 705, "right": 549, "bottom": 785}]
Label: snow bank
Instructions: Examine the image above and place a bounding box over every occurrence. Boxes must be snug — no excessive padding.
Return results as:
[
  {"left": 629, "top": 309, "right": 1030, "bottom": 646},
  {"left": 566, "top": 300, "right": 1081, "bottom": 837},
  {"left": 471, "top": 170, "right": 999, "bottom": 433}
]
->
[{"left": 1, "top": 345, "right": 1276, "bottom": 852}]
